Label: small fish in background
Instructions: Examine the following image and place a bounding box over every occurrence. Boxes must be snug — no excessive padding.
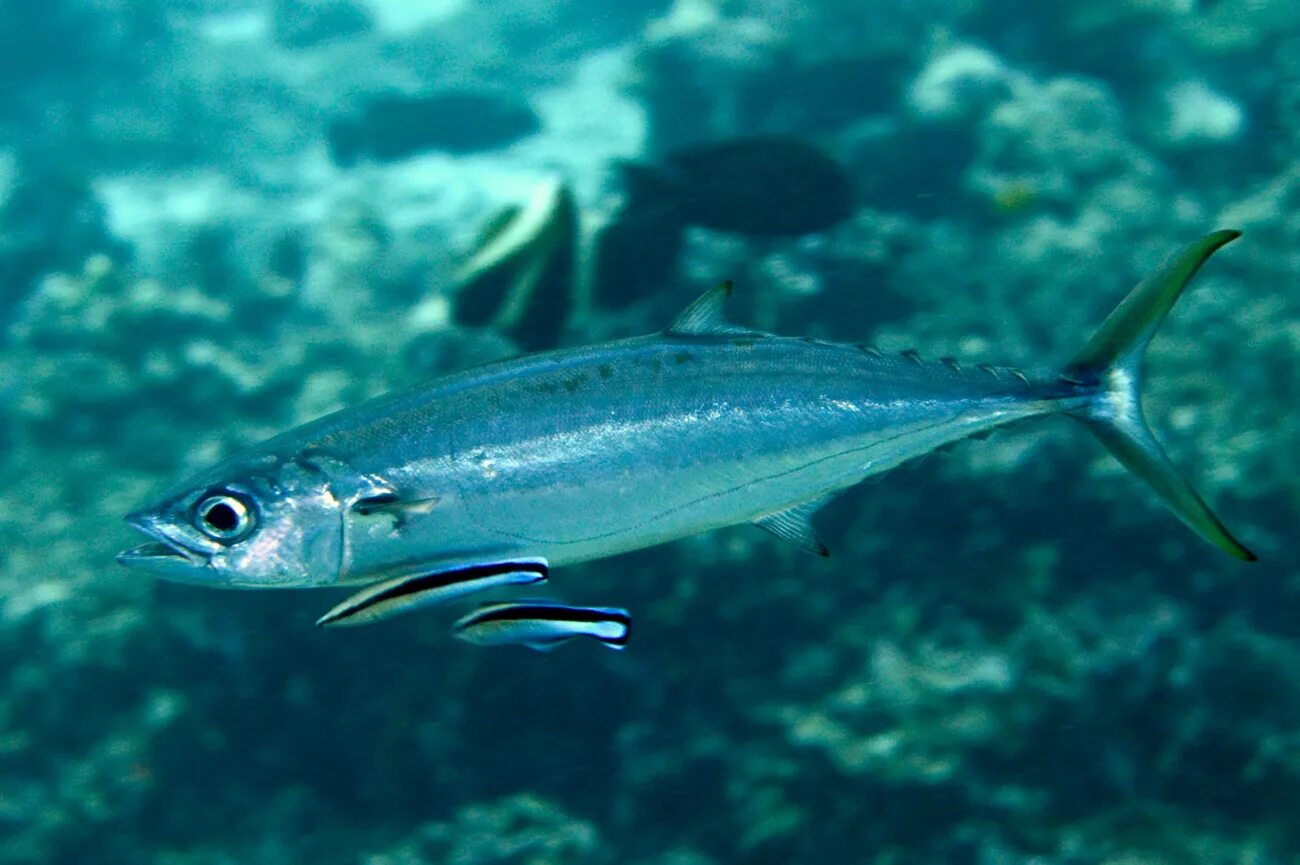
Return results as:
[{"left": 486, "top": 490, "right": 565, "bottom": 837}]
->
[
  {"left": 585, "top": 177, "right": 687, "bottom": 316},
  {"left": 593, "top": 135, "right": 855, "bottom": 318},
  {"left": 621, "top": 135, "right": 856, "bottom": 238},
  {"left": 452, "top": 177, "right": 581, "bottom": 352},
  {"left": 452, "top": 602, "right": 632, "bottom": 652},
  {"left": 450, "top": 135, "right": 856, "bottom": 339},
  {"left": 326, "top": 91, "right": 542, "bottom": 165}
]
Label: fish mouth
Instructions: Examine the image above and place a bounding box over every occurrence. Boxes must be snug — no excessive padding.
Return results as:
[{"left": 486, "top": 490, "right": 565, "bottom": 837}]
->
[{"left": 117, "top": 511, "right": 212, "bottom": 577}]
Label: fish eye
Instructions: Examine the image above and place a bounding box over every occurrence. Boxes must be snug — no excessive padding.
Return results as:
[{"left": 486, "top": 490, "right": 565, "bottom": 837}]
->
[{"left": 194, "top": 493, "right": 256, "bottom": 542}]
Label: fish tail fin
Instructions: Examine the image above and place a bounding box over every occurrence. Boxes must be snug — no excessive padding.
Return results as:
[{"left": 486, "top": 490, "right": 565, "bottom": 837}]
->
[{"left": 1064, "top": 229, "right": 1256, "bottom": 561}]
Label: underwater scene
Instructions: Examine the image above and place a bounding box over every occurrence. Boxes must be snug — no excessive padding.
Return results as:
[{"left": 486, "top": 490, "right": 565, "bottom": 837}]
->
[{"left": 2, "top": 0, "right": 1298, "bottom": 862}]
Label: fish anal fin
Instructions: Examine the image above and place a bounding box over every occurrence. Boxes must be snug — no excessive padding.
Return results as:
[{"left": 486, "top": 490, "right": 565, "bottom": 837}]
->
[
  {"left": 667, "top": 281, "right": 759, "bottom": 336},
  {"left": 753, "top": 498, "right": 832, "bottom": 557},
  {"left": 524, "top": 638, "right": 571, "bottom": 653}
]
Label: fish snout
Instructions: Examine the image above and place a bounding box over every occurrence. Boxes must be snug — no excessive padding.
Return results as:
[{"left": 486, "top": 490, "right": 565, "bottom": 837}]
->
[{"left": 118, "top": 510, "right": 215, "bottom": 582}]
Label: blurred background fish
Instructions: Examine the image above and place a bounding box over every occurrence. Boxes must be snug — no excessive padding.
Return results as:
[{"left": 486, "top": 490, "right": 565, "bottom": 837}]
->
[
  {"left": 453, "top": 176, "right": 579, "bottom": 350},
  {"left": 328, "top": 91, "right": 543, "bottom": 164},
  {"left": 619, "top": 136, "right": 855, "bottom": 238},
  {"left": 451, "top": 135, "right": 857, "bottom": 347}
]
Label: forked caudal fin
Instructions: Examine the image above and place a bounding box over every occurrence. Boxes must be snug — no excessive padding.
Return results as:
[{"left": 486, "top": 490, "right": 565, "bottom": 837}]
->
[{"left": 1065, "top": 229, "right": 1256, "bottom": 561}]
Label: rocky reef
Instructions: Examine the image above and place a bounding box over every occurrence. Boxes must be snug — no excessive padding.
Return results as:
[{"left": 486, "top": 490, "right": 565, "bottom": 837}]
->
[{"left": 0, "top": 1, "right": 1296, "bottom": 864}]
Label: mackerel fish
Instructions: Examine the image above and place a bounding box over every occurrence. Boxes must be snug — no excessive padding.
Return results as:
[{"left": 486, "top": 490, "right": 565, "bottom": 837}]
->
[{"left": 118, "top": 231, "right": 1256, "bottom": 631}]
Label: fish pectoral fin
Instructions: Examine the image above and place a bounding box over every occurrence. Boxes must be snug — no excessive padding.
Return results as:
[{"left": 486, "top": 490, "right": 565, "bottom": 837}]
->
[
  {"left": 666, "top": 281, "right": 761, "bottom": 337},
  {"left": 350, "top": 493, "right": 440, "bottom": 517},
  {"left": 316, "top": 558, "right": 549, "bottom": 628},
  {"left": 524, "top": 638, "right": 572, "bottom": 653},
  {"left": 753, "top": 498, "right": 832, "bottom": 558}
]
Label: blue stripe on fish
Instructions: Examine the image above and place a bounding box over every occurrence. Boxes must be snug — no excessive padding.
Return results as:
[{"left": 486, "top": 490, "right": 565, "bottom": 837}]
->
[{"left": 451, "top": 601, "right": 631, "bottom": 651}]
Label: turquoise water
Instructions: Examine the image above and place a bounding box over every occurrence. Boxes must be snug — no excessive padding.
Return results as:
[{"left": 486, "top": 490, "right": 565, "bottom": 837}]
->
[{"left": 1, "top": 1, "right": 1296, "bottom": 862}]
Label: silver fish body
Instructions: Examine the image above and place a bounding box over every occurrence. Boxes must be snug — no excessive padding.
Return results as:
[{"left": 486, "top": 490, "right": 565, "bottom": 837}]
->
[
  {"left": 127, "top": 327, "right": 1058, "bottom": 585},
  {"left": 119, "top": 232, "right": 1255, "bottom": 624},
  {"left": 342, "top": 337, "right": 1066, "bottom": 574}
]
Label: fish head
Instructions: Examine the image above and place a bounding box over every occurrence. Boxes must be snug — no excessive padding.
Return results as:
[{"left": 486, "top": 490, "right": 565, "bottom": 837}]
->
[{"left": 118, "top": 454, "right": 350, "bottom": 588}]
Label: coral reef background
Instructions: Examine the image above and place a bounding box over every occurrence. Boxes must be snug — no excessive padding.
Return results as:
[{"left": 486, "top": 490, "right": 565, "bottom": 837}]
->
[{"left": 1, "top": 1, "right": 1298, "bottom": 863}]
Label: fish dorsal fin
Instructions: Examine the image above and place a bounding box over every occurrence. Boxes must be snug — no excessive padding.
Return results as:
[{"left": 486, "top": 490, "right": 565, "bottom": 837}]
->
[
  {"left": 667, "top": 281, "right": 757, "bottom": 336},
  {"left": 753, "top": 496, "right": 832, "bottom": 557}
]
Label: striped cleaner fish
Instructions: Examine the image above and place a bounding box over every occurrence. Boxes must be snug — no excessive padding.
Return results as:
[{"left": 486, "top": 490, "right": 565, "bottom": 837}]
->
[
  {"left": 118, "top": 231, "right": 1256, "bottom": 635},
  {"left": 452, "top": 602, "right": 631, "bottom": 651}
]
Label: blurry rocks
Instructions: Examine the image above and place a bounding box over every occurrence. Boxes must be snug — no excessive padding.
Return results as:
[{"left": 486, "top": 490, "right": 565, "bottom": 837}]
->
[
  {"left": 966, "top": 76, "right": 1143, "bottom": 212},
  {"left": 907, "top": 44, "right": 1014, "bottom": 125},
  {"left": 634, "top": 0, "right": 930, "bottom": 148},
  {"left": 0, "top": 159, "right": 121, "bottom": 324},
  {"left": 1159, "top": 79, "right": 1244, "bottom": 148},
  {"left": 364, "top": 794, "right": 607, "bottom": 865},
  {"left": 841, "top": 119, "right": 978, "bottom": 219},
  {"left": 272, "top": 0, "right": 374, "bottom": 48}
]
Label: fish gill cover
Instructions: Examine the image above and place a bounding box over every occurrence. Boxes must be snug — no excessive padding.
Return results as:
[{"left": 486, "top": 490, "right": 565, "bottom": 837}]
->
[{"left": 0, "top": 0, "right": 1298, "bottom": 864}]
